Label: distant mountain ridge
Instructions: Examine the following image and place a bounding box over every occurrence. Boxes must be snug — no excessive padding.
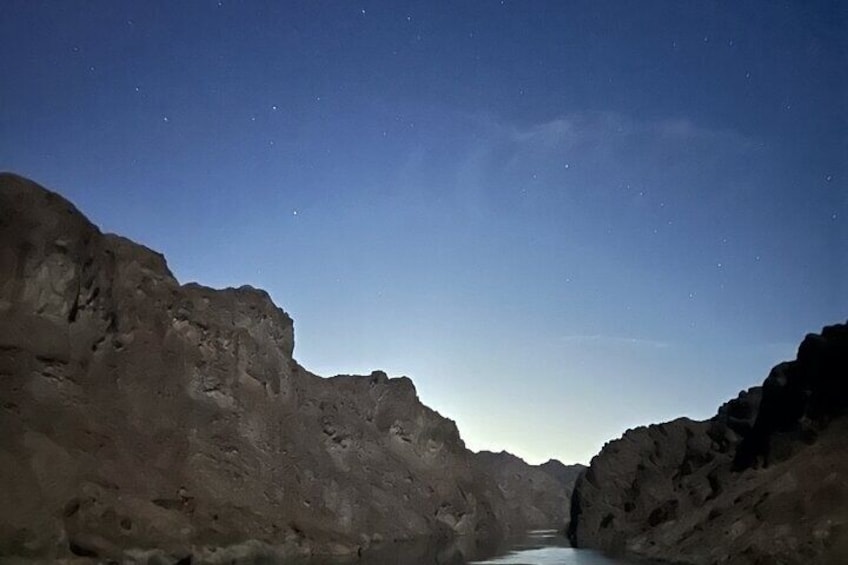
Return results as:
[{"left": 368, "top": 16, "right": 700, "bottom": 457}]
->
[
  {"left": 0, "top": 173, "right": 578, "bottom": 563},
  {"left": 473, "top": 451, "right": 585, "bottom": 532},
  {"left": 568, "top": 321, "right": 848, "bottom": 564},
  {"left": 538, "top": 458, "right": 586, "bottom": 493}
]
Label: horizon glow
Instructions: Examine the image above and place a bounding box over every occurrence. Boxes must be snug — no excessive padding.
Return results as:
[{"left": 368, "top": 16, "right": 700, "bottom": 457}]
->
[{"left": 1, "top": 1, "right": 845, "bottom": 464}]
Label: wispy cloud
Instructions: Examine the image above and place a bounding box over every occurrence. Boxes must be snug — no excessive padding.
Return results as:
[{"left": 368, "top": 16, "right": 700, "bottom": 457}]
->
[
  {"left": 558, "top": 334, "right": 670, "bottom": 349},
  {"left": 503, "top": 111, "right": 752, "bottom": 146},
  {"left": 650, "top": 117, "right": 755, "bottom": 148},
  {"left": 449, "top": 110, "right": 759, "bottom": 191},
  {"left": 498, "top": 111, "right": 756, "bottom": 166},
  {"left": 389, "top": 109, "right": 760, "bottom": 220}
]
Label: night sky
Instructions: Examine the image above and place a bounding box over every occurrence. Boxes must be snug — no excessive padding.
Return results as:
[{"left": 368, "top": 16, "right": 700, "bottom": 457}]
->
[{"left": 2, "top": 1, "right": 846, "bottom": 464}]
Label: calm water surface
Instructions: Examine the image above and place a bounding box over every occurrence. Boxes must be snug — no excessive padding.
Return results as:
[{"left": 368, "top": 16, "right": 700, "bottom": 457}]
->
[
  {"left": 300, "top": 530, "right": 634, "bottom": 565},
  {"left": 468, "top": 530, "right": 630, "bottom": 565}
]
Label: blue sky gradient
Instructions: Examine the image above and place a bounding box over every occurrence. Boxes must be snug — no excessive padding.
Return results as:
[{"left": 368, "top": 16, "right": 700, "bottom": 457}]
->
[{"left": 2, "top": 1, "right": 846, "bottom": 463}]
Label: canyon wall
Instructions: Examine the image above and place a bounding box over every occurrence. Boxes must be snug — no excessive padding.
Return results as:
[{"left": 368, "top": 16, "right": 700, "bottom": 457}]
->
[
  {"left": 0, "top": 173, "right": 575, "bottom": 563},
  {"left": 569, "top": 322, "right": 848, "bottom": 564}
]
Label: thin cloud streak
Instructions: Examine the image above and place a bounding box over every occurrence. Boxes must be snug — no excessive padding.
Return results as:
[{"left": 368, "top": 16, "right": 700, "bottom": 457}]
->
[
  {"left": 443, "top": 110, "right": 761, "bottom": 203},
  {"left": 475, "top": 110, "right": 755, "bottom": 153},
  {"left": 558, "top": 334, "right": 670, "bottom": 349}
]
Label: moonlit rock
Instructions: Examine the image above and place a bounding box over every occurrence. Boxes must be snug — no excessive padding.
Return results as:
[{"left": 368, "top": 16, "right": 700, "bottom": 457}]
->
[
  {"left": 569, "top": 324, "right": 848, "bottom": 564},
  {"left": 0, "top": 173, "right": 575, "bottom": 562}
]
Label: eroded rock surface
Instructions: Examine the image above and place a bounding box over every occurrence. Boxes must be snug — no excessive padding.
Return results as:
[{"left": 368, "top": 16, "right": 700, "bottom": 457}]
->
[
  {"left": 0, "top": 173, "right": 572, "bottom": 563},
  {"left": 568, "top": 323, "right": 848, "bottom": 564},
  {"left": 472, "top": 451, "right": 583, "bottom": 532},
  {"left": 538, "top": 459, "right": 586, "bottom": 500}
]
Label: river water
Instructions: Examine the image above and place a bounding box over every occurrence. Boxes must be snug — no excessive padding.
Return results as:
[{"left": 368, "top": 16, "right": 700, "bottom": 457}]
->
[
  {"left": 299, "top": 529, "right": 634, "bottom": 565},
  {"left": 468, "top": 530, "right": 630, "bottom": 564}
]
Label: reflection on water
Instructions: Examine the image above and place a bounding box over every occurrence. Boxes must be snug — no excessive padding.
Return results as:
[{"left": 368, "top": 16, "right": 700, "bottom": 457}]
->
[
  {"left": 470, "top": 530, "right": 628, "bottom": 565},
  {"left": 298, "top": 530, "right": 633, "bottom": 565}
]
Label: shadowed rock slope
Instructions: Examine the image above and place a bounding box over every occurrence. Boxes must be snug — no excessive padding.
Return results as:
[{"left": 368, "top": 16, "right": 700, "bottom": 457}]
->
[
  {"left": 568, "top": 323, "right": 848, "bottom": 564},
  {"left": 537, "top": 458, "right": 586, "bottom": 499},
  {"left": 473, "top": 452, "right": 584, "bottom": 532},
  {"left": 0, "top": 173, "right": 574, "bottom": 563}
]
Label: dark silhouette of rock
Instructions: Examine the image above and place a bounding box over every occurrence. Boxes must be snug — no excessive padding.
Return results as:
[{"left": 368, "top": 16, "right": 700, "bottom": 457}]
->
[
  {"left": 0, "top": 173, "right": 573, "bottom": 563},
  {"left": 568, "top": 323, "right": 848, "bottom": 564},
  {"left": 734, "top": 324, "right": 848, "bottom": 471}
]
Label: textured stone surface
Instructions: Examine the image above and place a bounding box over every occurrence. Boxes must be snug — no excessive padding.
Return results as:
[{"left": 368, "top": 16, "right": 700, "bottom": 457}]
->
[
  {"left": 472, "top": 451, "right": 582, "bottom": 532},
  {"left": 569, "top": 323, "right": 848, "bottom": 564},
  {"left": 538, "top": 459, "right": 586, "bottom": 500},
  {"left": 0, "top": 173, "right": 573, "bottom": 563}
]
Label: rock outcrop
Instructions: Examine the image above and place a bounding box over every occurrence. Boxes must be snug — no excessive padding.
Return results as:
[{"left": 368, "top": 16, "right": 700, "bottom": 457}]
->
[
  {"left": 0, "top": 173, "right": 573, "bottom": 563},
  {"left": 568, "top": 323, "right": 848, "bottom": 564},
  {"left": 472, "top": 451, "right": 583, "bottom": 532},
  {"left": 537, "top": 459, "right": 586, "bottom": 500}
]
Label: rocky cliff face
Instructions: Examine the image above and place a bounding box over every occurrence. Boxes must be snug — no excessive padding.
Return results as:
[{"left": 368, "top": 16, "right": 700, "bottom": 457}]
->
[
  {"left": 0, "top": 173, "right": 572, "bottom": 563},
  {"left": 537, "top": 459, "right": 586, "bottom": 500},
  {"left": 472, "top": 452, "right": 583, "bottom": 532},
  {"left": 568, "top": 323, "right": 848, "bottom": 564}
]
